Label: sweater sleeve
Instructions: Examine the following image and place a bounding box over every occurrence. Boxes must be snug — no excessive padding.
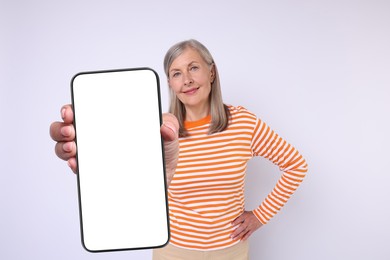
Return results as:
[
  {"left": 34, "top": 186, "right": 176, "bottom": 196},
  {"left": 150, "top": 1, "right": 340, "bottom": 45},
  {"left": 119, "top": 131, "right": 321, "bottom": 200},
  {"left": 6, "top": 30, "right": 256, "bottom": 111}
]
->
[{"left": 250, "top": 117, "right": 308, "bottom": 224}]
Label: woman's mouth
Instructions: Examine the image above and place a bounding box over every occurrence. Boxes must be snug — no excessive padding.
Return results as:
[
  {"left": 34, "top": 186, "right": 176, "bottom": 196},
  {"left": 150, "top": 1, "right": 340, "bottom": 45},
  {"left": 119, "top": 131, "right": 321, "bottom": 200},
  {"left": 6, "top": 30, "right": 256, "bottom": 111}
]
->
[{"left": 183, "top": 87, "right": 200, "bottom": 95}]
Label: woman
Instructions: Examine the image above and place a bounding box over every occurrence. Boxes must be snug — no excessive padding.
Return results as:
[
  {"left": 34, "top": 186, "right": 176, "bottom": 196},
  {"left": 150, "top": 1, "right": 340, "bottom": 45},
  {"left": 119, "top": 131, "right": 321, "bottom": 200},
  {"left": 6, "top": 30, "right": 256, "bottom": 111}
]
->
[{"left": 50, "top": 39, "right": 308, "bottom": 260}]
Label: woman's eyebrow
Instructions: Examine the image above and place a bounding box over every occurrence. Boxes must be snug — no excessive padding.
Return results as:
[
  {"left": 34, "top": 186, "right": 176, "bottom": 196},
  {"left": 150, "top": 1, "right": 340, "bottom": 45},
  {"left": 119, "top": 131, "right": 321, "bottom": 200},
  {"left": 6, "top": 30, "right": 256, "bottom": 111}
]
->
[
  {"left": 170, "top": 61, "right": 200, "bottom": 73},
  {"left": 188, "top": 61, "right": 199, "bottom": 66},
  {"left": 169, "top": 68, "right": 180, "bottom": 74}
]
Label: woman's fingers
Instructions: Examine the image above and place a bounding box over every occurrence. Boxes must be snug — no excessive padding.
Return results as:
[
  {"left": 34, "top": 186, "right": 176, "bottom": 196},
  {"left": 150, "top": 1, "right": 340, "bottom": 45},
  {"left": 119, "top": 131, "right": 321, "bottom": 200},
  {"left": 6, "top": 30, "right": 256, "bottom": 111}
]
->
[
  {"left": 60, "top": 104, "right": 74, "bottom": 124},
  {"left": 161, "top": 113, "right": 179, "bottom": 187},
  {"left": 241, "top": 229, "right": 254, "bottom": 241},
  {"left": 55, "top": 141, "right": 77, "bottom": 161},
  {"left": 67, "top": 157, "right": 78, "bottom": 174},
  {"left": 231, "top": 222, "right": 247, "bottom": 240},
  {"left": 50, "top": 104, "right": 77, "bottom": 173},
  {"left": 231, "top": 211, "right": 263, "bottom": 241},
  {"left": 161, "top": 113, "right": 179, "bottom": 141},
  {"left": 231, "top": 213, "right": 245, "bottom": 226},
  {"left": 50, "top": 105, "right": 75, "bottom": 142},
  {"left": 50, "top": 122, "right": 75, "bottom": 142}
]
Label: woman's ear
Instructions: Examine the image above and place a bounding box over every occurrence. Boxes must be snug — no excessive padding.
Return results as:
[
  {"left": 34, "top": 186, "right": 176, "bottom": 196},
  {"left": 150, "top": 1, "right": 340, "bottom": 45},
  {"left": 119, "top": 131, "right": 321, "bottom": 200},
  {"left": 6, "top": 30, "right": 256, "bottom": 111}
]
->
[{"left": 210, "top": 64, "right": 216, "bottom": 83}]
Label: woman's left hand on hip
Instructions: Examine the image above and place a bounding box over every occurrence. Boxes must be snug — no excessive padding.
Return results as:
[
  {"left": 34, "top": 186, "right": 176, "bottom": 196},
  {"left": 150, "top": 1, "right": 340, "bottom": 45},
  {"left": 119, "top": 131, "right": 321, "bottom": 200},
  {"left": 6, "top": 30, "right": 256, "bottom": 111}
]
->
[{"left": 231, "top": 211, "right": 263, "bottom": 241}]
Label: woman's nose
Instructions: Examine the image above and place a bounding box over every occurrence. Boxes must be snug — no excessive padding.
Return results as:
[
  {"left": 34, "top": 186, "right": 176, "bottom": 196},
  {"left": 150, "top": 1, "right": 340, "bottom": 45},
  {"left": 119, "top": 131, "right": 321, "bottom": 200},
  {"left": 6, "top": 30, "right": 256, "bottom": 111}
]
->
[{"left": 183, "top": 72, "right": 193, "bottom": 85}]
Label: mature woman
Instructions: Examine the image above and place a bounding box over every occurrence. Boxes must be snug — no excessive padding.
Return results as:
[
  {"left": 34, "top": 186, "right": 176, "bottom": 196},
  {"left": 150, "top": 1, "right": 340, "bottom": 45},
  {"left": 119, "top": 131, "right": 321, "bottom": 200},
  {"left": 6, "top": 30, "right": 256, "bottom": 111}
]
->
[{"left": 50, "top": 39, "right": 308, "bottom": 260}]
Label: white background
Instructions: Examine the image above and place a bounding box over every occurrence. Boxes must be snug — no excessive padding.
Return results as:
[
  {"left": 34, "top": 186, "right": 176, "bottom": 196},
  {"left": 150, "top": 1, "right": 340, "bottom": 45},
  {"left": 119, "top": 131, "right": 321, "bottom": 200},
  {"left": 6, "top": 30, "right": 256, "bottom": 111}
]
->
[{"left": 1, "top": 0, "right": 389, "bottom": 259}]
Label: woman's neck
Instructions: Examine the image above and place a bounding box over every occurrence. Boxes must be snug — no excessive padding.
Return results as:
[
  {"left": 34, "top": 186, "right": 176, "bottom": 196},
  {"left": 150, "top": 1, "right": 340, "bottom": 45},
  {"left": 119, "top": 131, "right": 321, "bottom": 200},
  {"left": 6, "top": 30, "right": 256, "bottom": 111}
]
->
[{"left": 185, "top": 103, "right": 210, "bottom": 121}]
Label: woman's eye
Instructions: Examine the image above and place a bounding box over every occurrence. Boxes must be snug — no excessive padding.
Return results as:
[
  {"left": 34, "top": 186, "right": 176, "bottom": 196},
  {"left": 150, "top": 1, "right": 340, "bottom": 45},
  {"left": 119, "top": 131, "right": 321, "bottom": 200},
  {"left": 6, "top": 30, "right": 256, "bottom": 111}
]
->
[
  {"left": 190, "top": 66, "right": 199, "bottom": 71},
  {"left": 172, "top": 72, "right": 181, "bottom": 78}
]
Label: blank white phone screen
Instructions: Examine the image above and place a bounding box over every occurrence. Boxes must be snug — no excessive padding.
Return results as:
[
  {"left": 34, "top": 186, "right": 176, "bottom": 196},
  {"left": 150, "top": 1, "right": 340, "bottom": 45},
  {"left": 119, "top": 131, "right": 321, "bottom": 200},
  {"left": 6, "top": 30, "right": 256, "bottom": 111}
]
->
[{"left": 71, "top": 68, "right": 169, "bottom": 252}]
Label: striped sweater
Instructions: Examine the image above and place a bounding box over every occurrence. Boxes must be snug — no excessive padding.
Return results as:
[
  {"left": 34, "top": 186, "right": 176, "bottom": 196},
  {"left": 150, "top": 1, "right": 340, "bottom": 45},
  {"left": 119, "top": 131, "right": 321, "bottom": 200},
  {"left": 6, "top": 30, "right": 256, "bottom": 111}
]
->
[{"left": 168, "top": 106, "right": 308, "bottom": 250}]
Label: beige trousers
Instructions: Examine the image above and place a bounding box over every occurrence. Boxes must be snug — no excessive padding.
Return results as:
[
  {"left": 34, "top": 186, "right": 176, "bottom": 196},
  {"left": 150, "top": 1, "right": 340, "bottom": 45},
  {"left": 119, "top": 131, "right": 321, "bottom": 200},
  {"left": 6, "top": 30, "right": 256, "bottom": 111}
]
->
[{"left": 152, "top": 241, "right": 249, "bottom": 260}]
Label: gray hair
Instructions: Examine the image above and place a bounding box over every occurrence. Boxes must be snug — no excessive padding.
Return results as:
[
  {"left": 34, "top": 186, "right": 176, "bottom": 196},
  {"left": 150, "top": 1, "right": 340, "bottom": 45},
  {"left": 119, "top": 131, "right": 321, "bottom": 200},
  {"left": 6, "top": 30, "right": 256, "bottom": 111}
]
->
[{"left": 163, "top": 39, "right": 230, "bottom": 137}]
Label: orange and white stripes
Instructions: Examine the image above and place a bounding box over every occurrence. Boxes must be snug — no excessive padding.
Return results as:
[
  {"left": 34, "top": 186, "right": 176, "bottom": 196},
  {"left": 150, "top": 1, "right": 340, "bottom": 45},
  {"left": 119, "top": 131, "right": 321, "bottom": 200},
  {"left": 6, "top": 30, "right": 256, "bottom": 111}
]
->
[{"left": 167, "top": 106, "right": 308, "bottom": 250}]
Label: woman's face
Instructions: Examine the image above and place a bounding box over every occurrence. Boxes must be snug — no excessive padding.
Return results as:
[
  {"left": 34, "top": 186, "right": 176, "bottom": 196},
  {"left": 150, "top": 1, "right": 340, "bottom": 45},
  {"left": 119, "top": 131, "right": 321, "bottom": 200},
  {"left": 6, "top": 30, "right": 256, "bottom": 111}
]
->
[{"left": 168, "top": 48, "right": 214, "bottom": 111}]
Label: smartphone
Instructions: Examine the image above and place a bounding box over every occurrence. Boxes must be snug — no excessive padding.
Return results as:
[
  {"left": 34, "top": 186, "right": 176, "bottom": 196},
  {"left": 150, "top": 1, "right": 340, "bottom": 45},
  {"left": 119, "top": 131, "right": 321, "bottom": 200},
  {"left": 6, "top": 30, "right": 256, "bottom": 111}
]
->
[{"left": 71, "top": 68, "right": 169, "bottom": 252}]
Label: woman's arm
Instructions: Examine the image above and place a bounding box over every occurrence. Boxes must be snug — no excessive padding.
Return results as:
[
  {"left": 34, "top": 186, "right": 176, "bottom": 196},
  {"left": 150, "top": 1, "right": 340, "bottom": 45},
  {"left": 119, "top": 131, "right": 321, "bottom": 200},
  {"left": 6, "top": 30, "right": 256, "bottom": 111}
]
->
[
  {"left": 231, "top": 110, "right": 308, "bottom": 241},
  {"left": 251, "top": 118, "right": 308, "bottom": 224}
]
